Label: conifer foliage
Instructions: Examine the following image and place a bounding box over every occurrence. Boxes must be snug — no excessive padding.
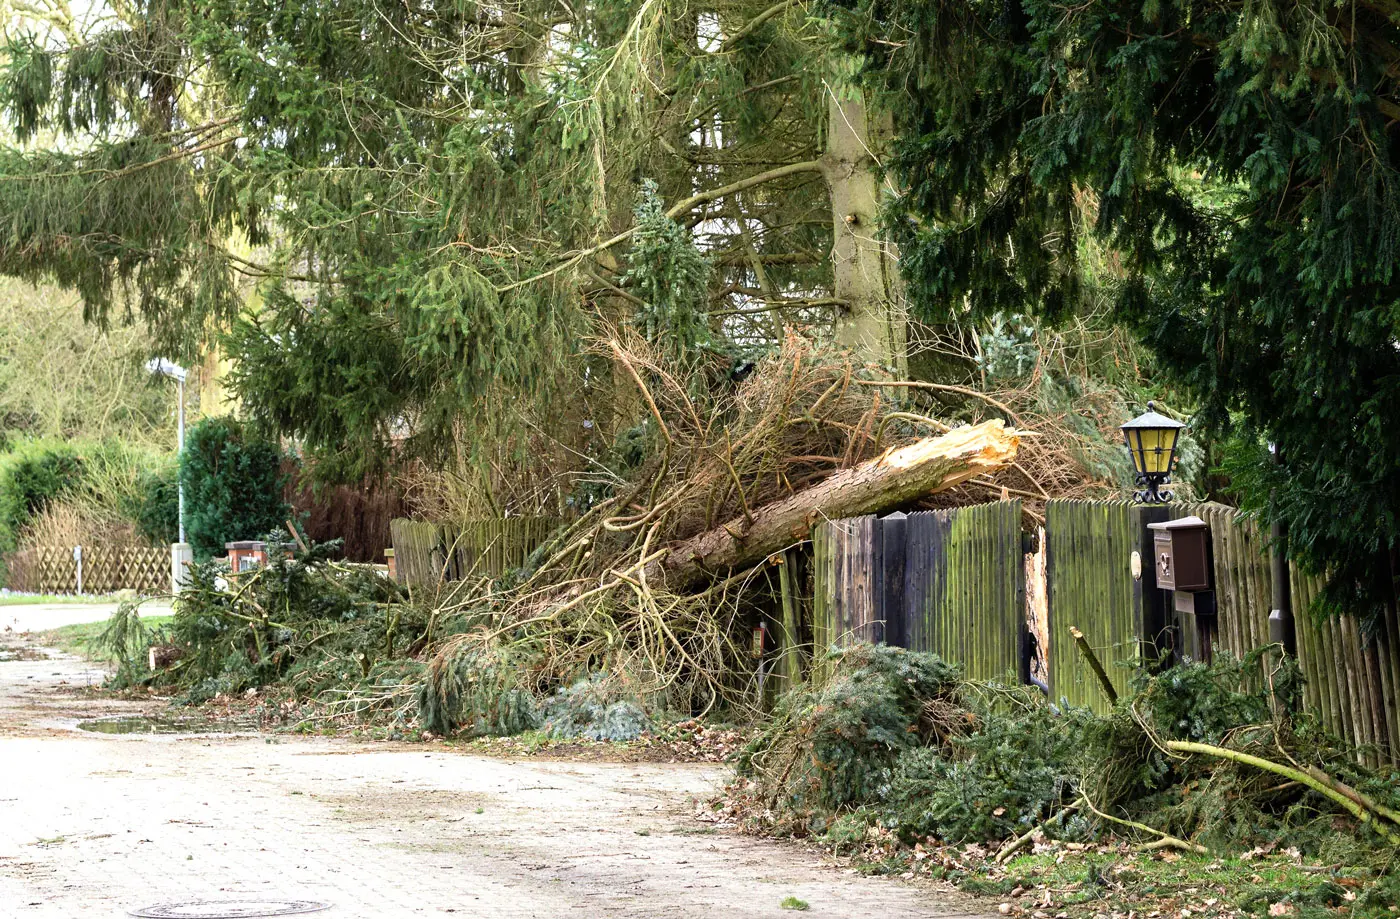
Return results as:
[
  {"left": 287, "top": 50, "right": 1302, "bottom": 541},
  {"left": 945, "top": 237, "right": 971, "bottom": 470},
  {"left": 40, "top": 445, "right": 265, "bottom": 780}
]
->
[
  {"left": 834, "top": 0, "right": 1400, "bottom": 616},
  {"left": 0, "top": 0, "right": 848, "bottom": 479}
]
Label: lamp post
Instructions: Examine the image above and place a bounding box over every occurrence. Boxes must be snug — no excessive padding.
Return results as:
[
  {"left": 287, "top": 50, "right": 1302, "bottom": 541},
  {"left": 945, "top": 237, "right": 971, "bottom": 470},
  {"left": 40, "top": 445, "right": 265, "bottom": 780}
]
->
[
  {"left": 1121, "top": 402, "right": 1187, "bottom": 504},
  {"left": 145, "top": 358, "right": 188, "bottom": 542},
  {"left": 147, "top": 358, "right": 190, "bottom": 592}
]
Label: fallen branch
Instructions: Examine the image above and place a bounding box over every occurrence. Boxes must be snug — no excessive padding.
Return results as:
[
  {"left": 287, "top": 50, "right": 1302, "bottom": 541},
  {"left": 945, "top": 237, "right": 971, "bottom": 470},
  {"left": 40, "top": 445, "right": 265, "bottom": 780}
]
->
[
  {"left": 1070, "top": 625, "right": 1119, "bottom": 704},
  {"left": 996, "top": 800, "right": 1082, "bottom": 863},
  {"left": 1165, "top": 740, "right": 1400, "bottom": 846},
  {"left": 1082, "top": 794, "right": 1211, "bottom": 854}
]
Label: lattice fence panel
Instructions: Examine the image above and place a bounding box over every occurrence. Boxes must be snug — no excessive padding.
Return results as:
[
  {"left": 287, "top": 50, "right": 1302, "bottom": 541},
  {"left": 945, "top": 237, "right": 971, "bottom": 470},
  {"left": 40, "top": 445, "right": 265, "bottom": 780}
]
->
[
  {"left": 82, "top": 547, "right": 168, "bottom": 594},
  {"left": 3, "top": 546, "right": 166, "bottom": 595}
]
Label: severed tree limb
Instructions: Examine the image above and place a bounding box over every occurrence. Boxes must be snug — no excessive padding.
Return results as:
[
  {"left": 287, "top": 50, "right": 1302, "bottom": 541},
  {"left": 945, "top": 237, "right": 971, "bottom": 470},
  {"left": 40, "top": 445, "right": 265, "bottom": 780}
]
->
[
  {"left": 651, "top": 419, "right": 1019, "bottom": 590},
  {"left": 996, "top": 800, "right": 1083, "bottom": 863},
  {"left": 1070, "top": 625, "right": 1119, "bottom": 704},
  {"left": 1302, "top": 766, "right": 1400, "bottom": 827},
  {"left": 1081, "top": 794, "right": 1212, "bottom": 854},
  {"left": 1165, "top": 741, "right": 1400, "bottom": 846}
]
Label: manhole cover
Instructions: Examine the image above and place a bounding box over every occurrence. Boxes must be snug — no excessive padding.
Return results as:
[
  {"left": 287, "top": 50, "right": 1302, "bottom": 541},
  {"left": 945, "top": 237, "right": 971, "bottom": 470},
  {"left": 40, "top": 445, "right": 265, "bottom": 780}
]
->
[{"left": 129, "top": 899, "right": 331, "bottom": 918}]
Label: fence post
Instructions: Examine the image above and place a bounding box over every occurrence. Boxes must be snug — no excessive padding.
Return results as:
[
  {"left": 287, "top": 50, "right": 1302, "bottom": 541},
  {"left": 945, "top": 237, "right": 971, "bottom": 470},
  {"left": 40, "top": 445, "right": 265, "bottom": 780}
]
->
[
  {"left": 1132, "top": 506, "right": 1172, "bottom": 667},
  {"left": 171, "top": 543, "right": 193, "bottom": 594},
  {"left": 73, "top": 545, "right": 83, "bottom": 595}
]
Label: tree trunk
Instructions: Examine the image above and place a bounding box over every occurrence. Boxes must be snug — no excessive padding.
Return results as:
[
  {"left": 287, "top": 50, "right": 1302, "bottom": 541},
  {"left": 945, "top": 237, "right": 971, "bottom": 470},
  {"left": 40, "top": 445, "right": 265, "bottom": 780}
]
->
[
  {"left": 656, "top": 420, "right": 1018, "bottom": 589},
  {"left": 821, "top": 90, "right": 905, "bottom": 373}
]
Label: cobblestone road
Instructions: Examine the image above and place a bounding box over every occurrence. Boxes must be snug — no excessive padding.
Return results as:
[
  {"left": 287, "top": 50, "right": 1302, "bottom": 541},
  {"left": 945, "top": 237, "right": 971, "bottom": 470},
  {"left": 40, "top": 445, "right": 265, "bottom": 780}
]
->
[{"left": 0, "top": 620, "right": 988, "bottom": 919}]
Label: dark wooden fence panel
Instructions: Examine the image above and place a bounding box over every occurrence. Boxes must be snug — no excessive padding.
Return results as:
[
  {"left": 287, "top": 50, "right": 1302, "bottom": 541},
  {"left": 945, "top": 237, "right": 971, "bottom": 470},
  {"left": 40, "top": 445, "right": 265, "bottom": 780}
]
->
[
  {"left": 904, "top": 501, "right": 1024, "bottom": 681},
  {"left": 389, "top": 517, "right": 561, "bottom": 588},
  {"left": 812, "top": 501, "right": 1024, "bottom": 681}
]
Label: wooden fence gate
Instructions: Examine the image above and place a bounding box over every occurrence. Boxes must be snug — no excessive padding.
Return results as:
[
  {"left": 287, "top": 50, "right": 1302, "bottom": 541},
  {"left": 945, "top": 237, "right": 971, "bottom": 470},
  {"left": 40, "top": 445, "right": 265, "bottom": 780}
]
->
[
  {"left": 813, "top": 500, "right": 1026, "bottom": 681},
  {"left": 1044, "top": 501, "right": 1165, "bottom": 710}
]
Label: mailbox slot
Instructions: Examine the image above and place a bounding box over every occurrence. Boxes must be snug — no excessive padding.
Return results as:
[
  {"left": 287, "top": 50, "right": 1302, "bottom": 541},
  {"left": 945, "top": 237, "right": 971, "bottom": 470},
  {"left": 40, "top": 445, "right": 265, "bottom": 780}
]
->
[{"left": 1147, "top": 516, "right": 1212, "bottom": 593}]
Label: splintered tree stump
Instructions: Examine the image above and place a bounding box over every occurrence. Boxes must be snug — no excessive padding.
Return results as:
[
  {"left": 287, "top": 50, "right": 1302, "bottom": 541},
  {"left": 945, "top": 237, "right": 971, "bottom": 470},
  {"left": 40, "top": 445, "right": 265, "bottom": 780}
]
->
[{"left": 655, "top": 419, "right": 1020, "bottom": 590}]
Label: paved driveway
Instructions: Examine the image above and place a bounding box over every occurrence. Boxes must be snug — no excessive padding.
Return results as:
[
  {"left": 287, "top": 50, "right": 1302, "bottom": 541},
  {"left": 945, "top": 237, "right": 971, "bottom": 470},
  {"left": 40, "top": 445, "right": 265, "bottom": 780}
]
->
[
  {"left": 0, "top": 632, "right": 989, "bottom": 919},
  {"left": 1, "top": 600, "right": 172, "bottom": 635}
]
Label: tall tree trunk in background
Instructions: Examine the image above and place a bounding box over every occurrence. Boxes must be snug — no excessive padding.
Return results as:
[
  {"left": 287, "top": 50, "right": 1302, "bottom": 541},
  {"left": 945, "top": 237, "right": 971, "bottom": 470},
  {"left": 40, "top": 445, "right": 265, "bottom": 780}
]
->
[{"left": 821, "top": 91, "right": 906, "bottom": 374}]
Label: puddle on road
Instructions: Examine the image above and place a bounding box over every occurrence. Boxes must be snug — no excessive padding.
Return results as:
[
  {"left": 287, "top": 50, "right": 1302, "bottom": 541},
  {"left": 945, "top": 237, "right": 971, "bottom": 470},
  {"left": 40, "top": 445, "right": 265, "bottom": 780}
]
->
[
  {"left": 77, "top": 713, "right": 256, "bottom": 735},
  {"left": 0, "top": 646, "right": 51, "bottom": 662}
]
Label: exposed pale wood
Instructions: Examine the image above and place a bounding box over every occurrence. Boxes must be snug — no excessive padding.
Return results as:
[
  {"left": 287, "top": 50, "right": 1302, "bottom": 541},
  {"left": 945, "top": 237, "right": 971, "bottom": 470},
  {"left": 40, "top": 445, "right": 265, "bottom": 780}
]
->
[{"left": 655, "top": 420, "right": 1018, "bottom": 590}]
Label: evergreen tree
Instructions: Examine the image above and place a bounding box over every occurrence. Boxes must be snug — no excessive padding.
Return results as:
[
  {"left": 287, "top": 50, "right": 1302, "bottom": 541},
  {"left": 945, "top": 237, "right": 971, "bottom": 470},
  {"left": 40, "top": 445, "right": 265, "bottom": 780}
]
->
[
  {"left": 179, "top": 416, "right": 287, "bottom": 559},
  {"left": 834, "top": 0, "right": 1400, "bottom": 618},
  {"left": 0, "top": 0, "right": 904, "bottom": 487}
]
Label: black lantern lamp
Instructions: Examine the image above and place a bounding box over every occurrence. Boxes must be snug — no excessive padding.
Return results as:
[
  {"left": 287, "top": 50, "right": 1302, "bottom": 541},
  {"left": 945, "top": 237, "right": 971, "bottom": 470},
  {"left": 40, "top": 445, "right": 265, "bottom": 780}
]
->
[{"left": 1121, "top": 402, "right": 1187, "bottom": 504}]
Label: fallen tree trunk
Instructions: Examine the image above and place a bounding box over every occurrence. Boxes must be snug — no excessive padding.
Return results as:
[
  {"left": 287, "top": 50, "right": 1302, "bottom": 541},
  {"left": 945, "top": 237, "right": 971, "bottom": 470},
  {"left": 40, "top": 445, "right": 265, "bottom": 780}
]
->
[{"left": 655, "top": 419, "right": 1019, "bottom": 590}]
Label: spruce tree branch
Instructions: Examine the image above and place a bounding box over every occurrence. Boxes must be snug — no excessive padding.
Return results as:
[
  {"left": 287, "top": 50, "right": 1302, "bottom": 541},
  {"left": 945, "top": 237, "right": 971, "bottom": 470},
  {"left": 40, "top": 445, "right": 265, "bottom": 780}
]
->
[
  {"left": 721, "top": 0, "right": 801, "bottom": 50},
  {"left": 0, "top": 135, "right": 238, "bottom": 183},
  {"left": 1164, "top": 740, "right": 1400, "bottom": 845},
  {"left": 494, "top": 161, "right": 823, "bottom": 294}
]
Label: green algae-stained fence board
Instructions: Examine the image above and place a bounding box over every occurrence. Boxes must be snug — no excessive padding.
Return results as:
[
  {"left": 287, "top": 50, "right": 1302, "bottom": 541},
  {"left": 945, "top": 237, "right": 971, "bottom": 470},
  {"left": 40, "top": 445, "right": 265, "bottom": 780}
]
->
[
  {"left": 1044, "top": 498, "right": 1397, "bottom": 763},
  {"left": 812, "top": 501, "right": 1024, "bottom": 682},
  {"left": 1045, "top": 500, "right": 1145, "bottom": 712},
  {"left": 389, "top": 517, "right": 561, "bottom": 587},
  {"left": 1290, "top": 565, "right": 1399, "bottom": 767},
  {"left": 903, "top": 501, "right": 1024, "bottom": 681}
]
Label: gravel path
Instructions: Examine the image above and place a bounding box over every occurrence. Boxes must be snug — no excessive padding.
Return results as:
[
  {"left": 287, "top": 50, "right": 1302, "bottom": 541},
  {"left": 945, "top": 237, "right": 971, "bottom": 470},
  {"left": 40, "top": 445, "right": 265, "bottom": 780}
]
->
[{"left": 0, "top": 626, "right": 989, "bottom": 919}]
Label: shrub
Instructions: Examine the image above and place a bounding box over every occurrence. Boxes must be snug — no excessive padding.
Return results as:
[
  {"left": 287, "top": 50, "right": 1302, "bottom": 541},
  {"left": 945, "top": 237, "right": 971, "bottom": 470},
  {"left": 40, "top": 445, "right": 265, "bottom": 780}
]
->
[
  {"left": 129, "top": 462, "right": 179, "bottom": 545},
  {"left": 180, "top": 416, "right": 290, "bottom": 558},
  {"left": 884, "top": 691, "right": 1091, "bottom": 843},
  {"left": 737, "top": 644, "right": 964, "bottom": 820},
  {"left": 0, "top": 439, "right": 83, "bottom": 550}
]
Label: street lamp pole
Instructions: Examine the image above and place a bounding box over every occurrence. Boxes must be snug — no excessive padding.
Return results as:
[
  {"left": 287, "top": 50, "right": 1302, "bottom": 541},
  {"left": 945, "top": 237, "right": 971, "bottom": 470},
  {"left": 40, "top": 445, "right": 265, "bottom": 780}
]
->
[
  {"left": 146, "top": 358, "right": 190, "bottom": 591},
  {"left": 176, "top": 371, "right": 186, "bottom": 544}
]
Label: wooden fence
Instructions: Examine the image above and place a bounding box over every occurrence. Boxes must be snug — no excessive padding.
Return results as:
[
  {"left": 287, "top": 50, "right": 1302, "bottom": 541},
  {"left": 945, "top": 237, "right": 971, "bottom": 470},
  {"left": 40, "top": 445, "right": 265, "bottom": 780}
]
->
[
  {"left": 1292, "top": 569, "right": 1400, "bottom": 767},
  {"left": 812, "top": 497, "right": 1398, "bottom": 765},
  {"left": 1042, "top": 499, "right": 1399, "bottom": 765},
  {"left": 388, "top": 517, "right": 562, "bottom": 587},
  {"left": 1044, "top": 500, "right": 1156, "bottom": 710},
  {"left": 4, "top": 546, "right": 168, "bottom": 595},
  {"left": 813, "top": 501, "right": 1025, "bottom": 682}
]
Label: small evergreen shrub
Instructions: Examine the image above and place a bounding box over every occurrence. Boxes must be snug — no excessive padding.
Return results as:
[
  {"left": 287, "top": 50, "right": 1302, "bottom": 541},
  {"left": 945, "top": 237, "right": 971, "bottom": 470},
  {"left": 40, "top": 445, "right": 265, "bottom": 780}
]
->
[{"left": 180, "top": 416, "right": 290, "bottom": 558}]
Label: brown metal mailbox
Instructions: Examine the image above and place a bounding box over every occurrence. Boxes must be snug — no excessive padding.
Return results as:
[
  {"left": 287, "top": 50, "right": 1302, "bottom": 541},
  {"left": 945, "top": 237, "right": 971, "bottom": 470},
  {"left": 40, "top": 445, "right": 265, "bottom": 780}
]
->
[{"left": 1147, "top": 515, "right": 1212, "bottom": 592}]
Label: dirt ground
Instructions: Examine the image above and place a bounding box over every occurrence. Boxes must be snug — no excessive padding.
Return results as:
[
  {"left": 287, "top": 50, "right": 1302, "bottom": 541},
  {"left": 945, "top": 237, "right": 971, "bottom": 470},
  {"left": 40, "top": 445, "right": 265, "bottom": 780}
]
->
[{"left": 0, "top": 619, "right": 991, "bottom": 919}]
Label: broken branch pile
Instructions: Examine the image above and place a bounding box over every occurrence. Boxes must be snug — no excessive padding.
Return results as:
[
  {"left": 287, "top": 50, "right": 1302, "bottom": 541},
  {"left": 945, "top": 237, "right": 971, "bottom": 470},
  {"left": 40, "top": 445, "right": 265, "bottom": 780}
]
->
[{"left": 416, "top": 333, "right": 1023, "bottom": 729}]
